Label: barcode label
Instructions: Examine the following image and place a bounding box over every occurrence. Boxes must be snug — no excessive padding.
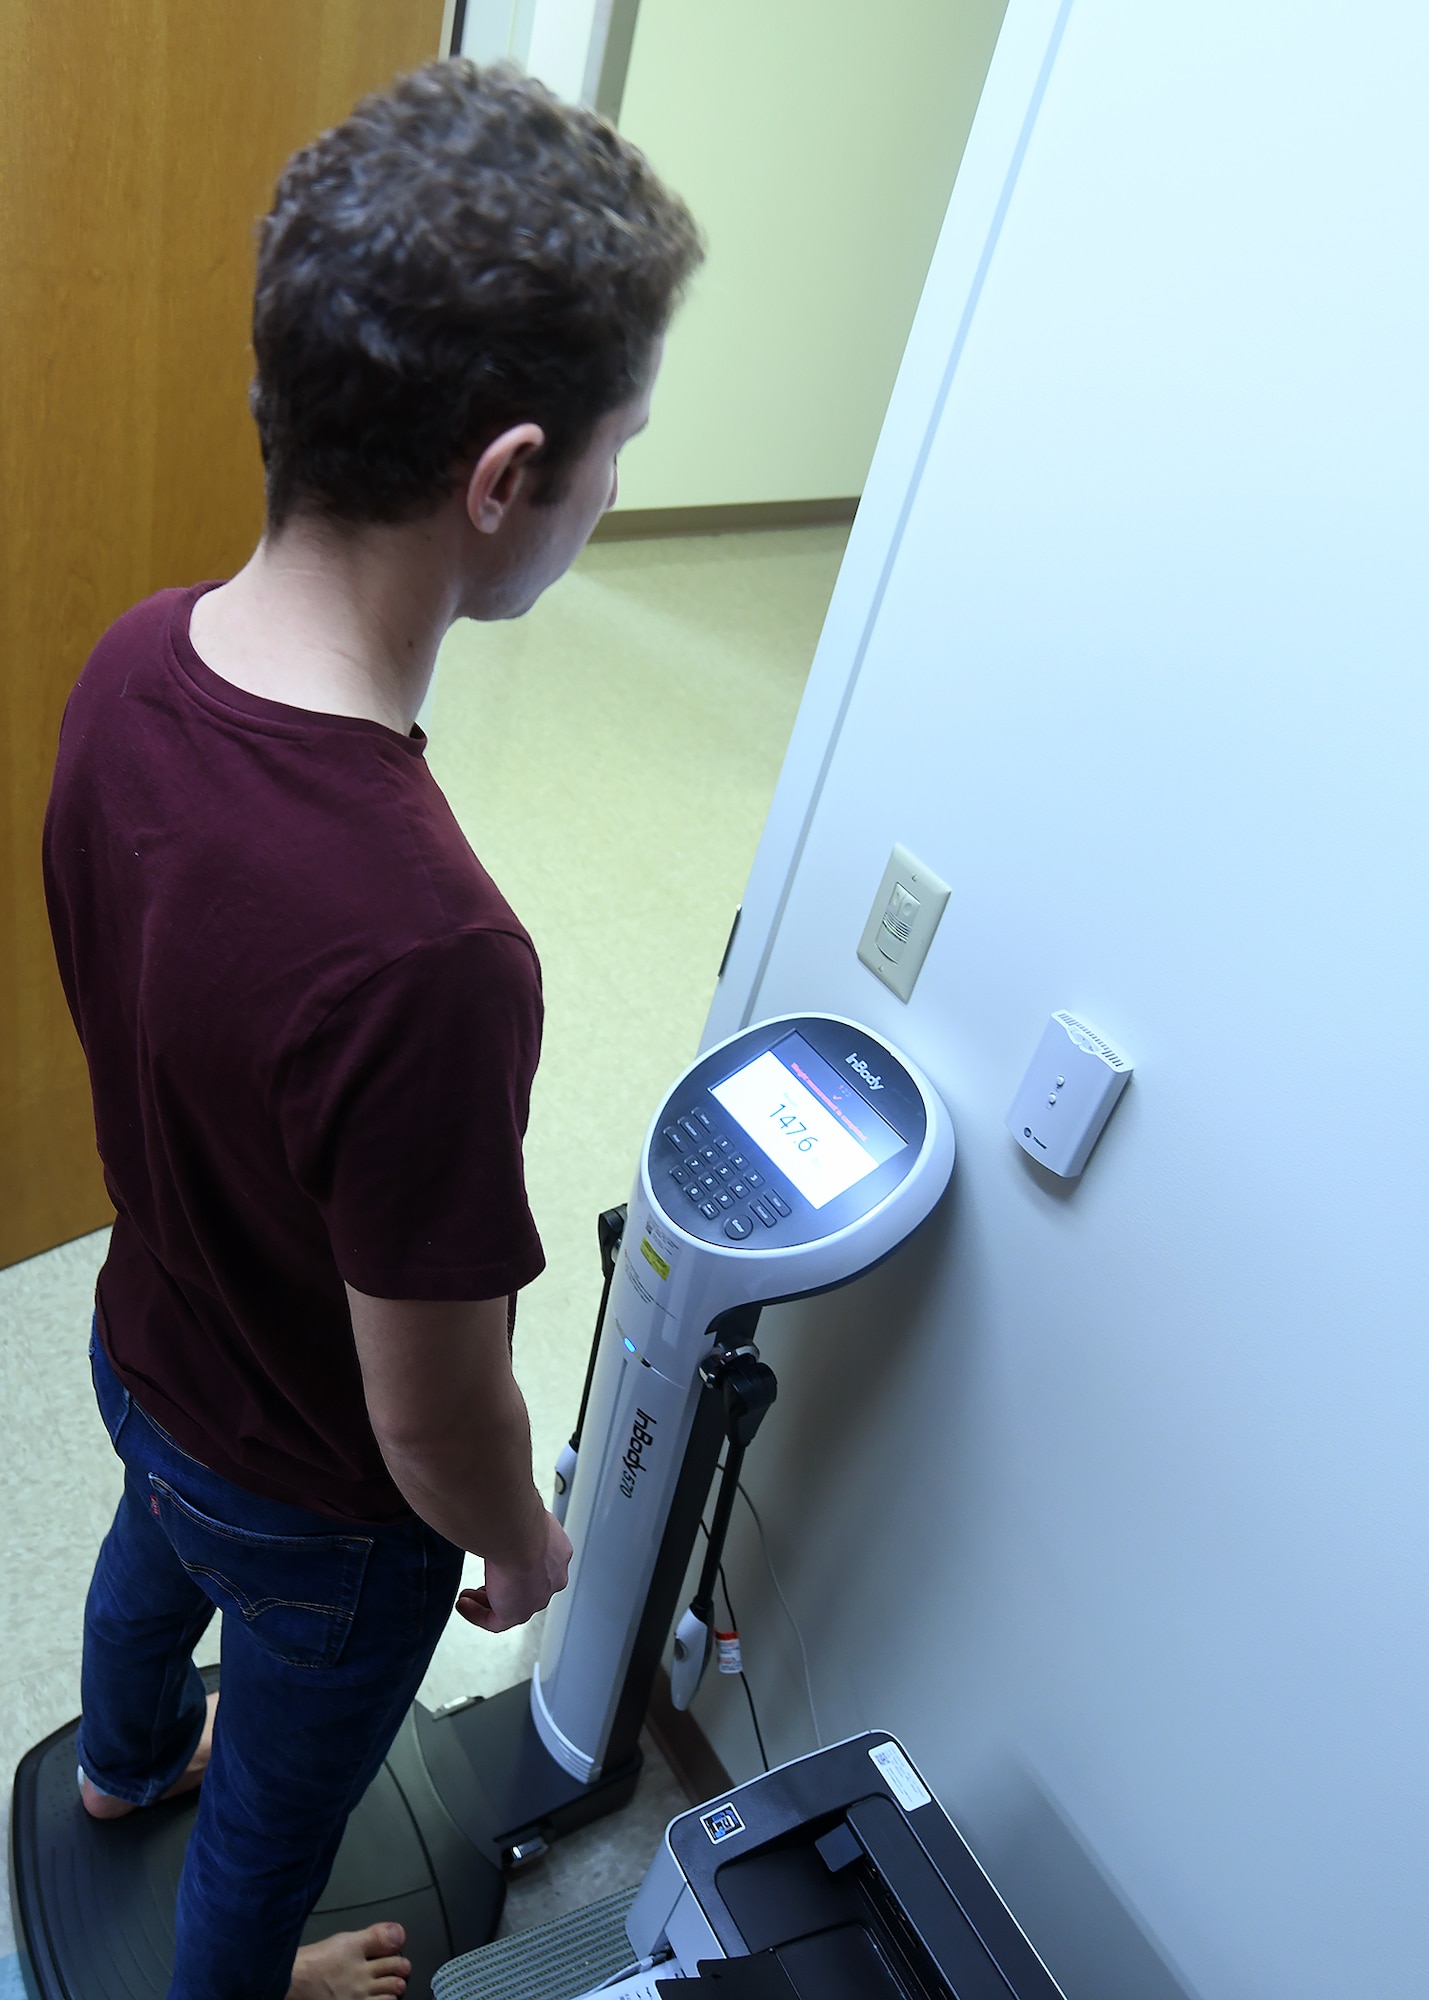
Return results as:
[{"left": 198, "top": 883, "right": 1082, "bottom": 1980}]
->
[{"left": 869, "top": 1740, "right": 931, "bottom": 1812}]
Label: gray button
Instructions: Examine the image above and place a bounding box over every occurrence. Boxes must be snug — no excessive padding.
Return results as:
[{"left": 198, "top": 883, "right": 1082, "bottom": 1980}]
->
[{"left": 724, "top": 1215, "right": 754, "bottom": 1239}]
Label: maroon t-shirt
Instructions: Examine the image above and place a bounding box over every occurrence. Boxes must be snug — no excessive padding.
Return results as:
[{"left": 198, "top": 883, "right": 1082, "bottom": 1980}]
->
[{"left": 43, "top": 583, "right": 545, "bottom": 1520}]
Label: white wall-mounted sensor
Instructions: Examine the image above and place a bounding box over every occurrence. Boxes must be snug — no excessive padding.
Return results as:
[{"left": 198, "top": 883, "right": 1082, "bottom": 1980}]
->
[
  {"left": 1006, "top": 1012, "right": 1133, "bottom": 1178},
  {"left": 857, "top": 843, "right": 951, "bottom": 1002}
]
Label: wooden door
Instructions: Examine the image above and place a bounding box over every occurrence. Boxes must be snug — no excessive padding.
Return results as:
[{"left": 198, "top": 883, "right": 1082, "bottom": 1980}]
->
[{"left": 0, "top": 2, "right": 447, "bottom": 1269}]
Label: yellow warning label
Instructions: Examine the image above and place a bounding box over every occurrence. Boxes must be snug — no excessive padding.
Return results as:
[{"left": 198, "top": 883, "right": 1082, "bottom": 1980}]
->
[{"left": 640, "top": 1236, "right": 670, "bottom": 1282}]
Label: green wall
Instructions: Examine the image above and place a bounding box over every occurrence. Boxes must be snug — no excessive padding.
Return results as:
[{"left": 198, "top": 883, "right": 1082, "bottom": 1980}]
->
[{"left": 612, "top": 0, "right": 1008, "bottom": 513}]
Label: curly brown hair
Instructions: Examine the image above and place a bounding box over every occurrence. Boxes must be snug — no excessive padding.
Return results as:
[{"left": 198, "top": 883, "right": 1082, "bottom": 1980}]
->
[{"left": 250, "top": 60, "right": 703, "bottom": 529}]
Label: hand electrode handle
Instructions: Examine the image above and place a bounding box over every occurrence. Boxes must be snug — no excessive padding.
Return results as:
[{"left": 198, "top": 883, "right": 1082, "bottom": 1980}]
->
[
  {"left": 670, "top": 1606, "right": 712, "bottom": 1710},
  {"left": 716, "top": 1355, "right": 778, "bottom": 1447},
  {"left": 551, "top": 1440, "right": 578, "bottom": 1525},
  {"left": 552, "top": 1204, "right": 629, "bottom": 1522},
  {"left": 669, "top": 1347, "right": 779, "bottom": 1710}
]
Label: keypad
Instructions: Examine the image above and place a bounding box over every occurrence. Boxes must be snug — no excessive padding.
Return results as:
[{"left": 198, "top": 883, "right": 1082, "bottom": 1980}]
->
[{"left": 660, "top": 1104, "right": 800, "bottom": 1243}]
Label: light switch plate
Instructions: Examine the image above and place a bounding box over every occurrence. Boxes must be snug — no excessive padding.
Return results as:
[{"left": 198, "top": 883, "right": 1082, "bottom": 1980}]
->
[
  {"left": 1006, "top": 1012, "right": 1133, "bottom": 1177},
  {"left": 856, "top": 844, "right": 951, "bottom": 1002}
]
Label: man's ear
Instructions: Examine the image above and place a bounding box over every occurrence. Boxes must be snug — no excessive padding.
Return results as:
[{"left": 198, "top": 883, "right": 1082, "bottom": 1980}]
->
[{"left": 465, "top": 423, "right": 546, "bottom": 533}]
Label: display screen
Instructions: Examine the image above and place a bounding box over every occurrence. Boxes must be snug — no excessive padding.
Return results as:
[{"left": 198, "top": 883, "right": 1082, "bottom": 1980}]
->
[{"left": 709, "top": 1032, "right": 908, "bottom": 1209}]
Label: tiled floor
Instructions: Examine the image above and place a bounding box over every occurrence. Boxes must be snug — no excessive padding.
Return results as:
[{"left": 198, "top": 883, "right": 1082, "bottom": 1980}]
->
[{"left": 0, "top": 525, "right": 844, "bottom": 1982}]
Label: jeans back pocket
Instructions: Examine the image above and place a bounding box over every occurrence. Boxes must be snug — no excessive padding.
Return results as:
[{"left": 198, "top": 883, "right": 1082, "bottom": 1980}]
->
[{"left": 149, "top": 1477, "right": 373, "bottom": 1670}]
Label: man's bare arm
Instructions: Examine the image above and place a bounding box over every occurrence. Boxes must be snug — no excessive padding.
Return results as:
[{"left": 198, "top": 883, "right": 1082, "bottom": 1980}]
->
[{"left": 346, "top": 1285, "right": 571, "bottom": 1631}]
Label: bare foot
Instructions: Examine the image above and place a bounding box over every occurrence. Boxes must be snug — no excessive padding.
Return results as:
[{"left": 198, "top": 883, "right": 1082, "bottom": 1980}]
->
[
  {"left": 81, "top": 1690, "right": 219, "bottom": 1821},
  {"left": 287, "top": 1924, "right": 410, "bottom": 2000}
]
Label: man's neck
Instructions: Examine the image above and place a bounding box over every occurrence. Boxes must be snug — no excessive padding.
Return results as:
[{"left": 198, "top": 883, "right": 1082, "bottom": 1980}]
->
[{"left": 189, "top": 511, "right": 463, "bottom": 735}]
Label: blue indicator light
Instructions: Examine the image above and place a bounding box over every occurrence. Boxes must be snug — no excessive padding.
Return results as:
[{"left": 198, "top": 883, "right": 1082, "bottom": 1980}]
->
[{"left": 623, "top": 1337, "right": 637, "bottom": 1354}]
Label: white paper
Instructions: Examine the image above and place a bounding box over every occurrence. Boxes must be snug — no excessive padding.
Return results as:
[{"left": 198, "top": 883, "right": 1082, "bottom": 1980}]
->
[{"left": 573, "top": 1975, "right": 667, "bottom": 2000}]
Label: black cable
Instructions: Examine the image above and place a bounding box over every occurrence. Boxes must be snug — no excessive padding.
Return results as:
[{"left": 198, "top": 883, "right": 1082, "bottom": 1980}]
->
[
  {"left": 695, "top": 1508, "right": 770, "bottom": 1771},
  {"left": 718, "top": 1562, "right": 770, "bottom": 1773}
]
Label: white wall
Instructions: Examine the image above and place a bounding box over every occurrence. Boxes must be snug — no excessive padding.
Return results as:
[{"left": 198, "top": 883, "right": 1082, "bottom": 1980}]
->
[
  {"left": 610, "top": 0, "right": 1006, "bottom": 511},
  {"left": 691, "top": 4, "right": 1429, "bottom": 1998},
  {"left": 461, "top": 0, "right": 603, "bottom": 101}
]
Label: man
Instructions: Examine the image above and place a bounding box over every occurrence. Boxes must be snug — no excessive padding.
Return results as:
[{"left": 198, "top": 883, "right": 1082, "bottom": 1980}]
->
[{"left": 42, "top": 59, "right": 702, "bottom": 2000}]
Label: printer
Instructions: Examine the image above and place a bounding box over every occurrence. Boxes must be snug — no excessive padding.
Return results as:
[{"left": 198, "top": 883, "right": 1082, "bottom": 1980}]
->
[{"left": 612, "top": 1733, "right": 1063, "bottom": 1998}]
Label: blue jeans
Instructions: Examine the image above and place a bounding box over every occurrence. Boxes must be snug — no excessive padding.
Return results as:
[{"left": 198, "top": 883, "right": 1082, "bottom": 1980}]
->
[{"left": 80, "top": 1328, "right": 465, "bottom": 2000}]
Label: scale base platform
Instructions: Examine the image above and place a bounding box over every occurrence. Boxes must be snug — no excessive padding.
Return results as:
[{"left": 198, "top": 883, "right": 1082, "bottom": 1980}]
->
[{"left": 9, "top": 1674, "right": 641, "bottom": 2000}]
